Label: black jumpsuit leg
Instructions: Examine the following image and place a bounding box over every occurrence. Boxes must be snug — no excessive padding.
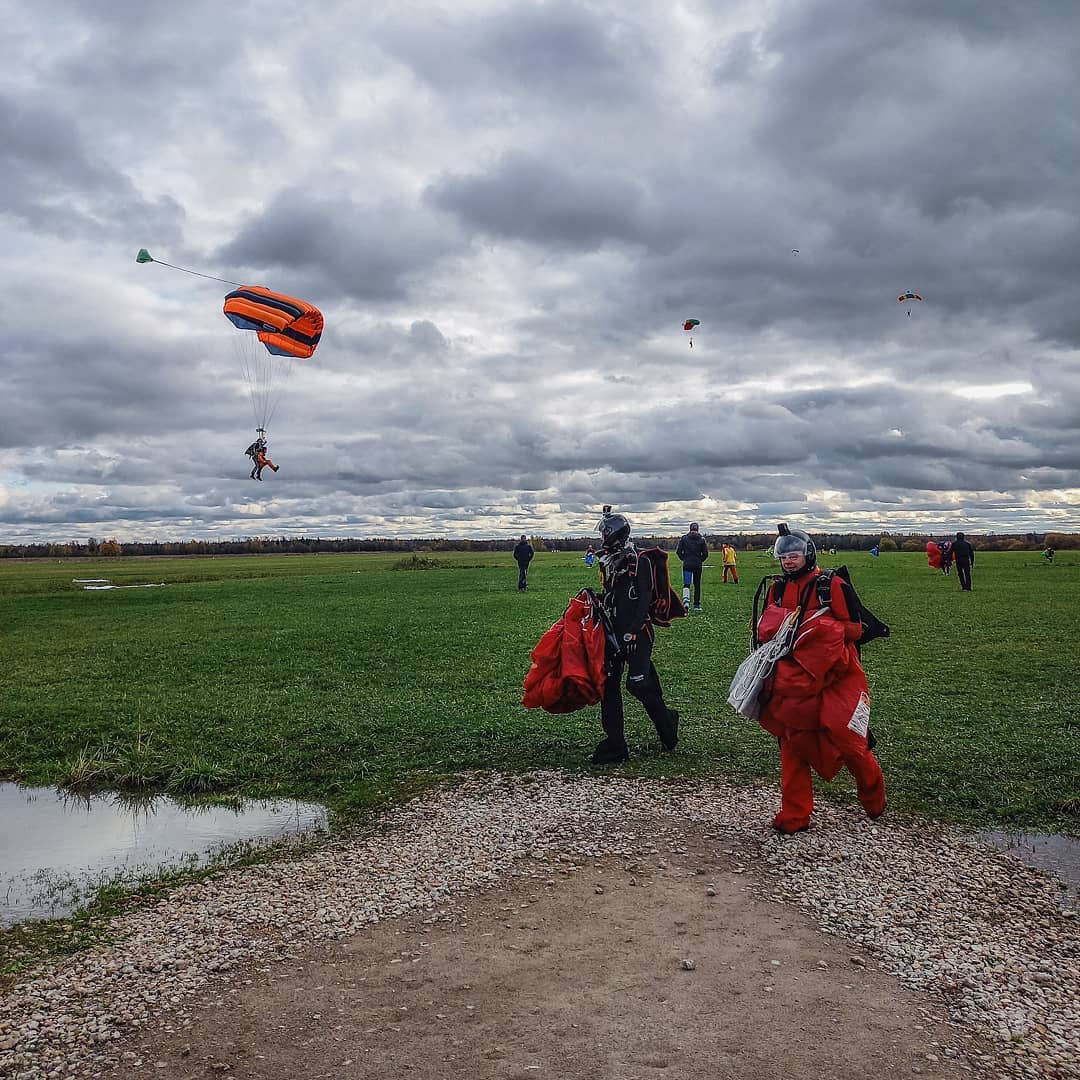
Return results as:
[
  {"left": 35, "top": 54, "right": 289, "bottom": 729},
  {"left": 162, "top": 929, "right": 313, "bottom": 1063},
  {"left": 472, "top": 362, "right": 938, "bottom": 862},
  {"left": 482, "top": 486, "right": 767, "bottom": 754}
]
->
[
  {"left": 624, "top": 634, "right": 679, "bottom": 750},
  {"left": 596, "top": 652, "right": 630, "bottom": 761}
]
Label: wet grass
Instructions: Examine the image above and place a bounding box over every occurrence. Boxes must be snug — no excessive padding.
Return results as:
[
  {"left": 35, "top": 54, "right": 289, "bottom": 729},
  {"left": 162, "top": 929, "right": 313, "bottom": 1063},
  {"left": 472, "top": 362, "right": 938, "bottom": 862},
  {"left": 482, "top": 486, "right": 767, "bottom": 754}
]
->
[{"left": 0, "top": 550, "right": 1077, "bottom": 833}]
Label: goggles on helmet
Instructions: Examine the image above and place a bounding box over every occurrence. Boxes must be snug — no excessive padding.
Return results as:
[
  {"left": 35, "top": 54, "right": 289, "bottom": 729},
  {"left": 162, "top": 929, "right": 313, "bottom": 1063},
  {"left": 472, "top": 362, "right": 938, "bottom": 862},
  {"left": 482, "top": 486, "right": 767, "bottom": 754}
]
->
[{"left": 774, "top": 534, "right": 810, "bottom": 559}]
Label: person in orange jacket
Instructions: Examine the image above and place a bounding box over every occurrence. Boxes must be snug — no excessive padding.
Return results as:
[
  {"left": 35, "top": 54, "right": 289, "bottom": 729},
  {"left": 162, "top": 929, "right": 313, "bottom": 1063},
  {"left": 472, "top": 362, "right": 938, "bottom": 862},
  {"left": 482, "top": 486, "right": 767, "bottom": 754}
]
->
[{"left": 755, "top": 525, "right": 885, "bottom": 834}]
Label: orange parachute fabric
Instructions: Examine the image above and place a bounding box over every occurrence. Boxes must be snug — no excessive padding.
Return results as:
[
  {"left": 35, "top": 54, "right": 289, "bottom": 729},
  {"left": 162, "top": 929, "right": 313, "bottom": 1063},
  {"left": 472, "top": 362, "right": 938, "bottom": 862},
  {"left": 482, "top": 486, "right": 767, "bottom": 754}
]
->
[{"left": 223, "top": 286, "right": 323, "bottom": 359}]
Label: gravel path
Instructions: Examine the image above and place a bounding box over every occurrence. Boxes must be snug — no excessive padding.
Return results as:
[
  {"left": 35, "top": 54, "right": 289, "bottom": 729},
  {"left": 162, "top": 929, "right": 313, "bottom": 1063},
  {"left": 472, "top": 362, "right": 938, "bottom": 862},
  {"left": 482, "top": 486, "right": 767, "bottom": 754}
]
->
[{"left": 0, "top": 772, "right": 1077, "bottom": 1079}]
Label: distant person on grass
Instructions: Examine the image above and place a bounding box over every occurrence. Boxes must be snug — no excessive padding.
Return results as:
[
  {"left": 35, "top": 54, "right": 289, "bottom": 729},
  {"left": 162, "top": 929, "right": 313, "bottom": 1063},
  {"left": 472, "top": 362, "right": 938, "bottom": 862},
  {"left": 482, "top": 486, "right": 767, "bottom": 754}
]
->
[
  {"left": 513, "top": 535, "right": 534, "bottom": 591},
  {"left": 721, "top": 542, "right": 739, "bottom": 584},
  {"left": 752, "top": 525, "right": 886, "bottom": 834},
  {"left": 591, "top": 509, "right": 680, "bottom": 765},
  {"left": 675, "top": 522, "right": 709, "bottom": 611},
  {"left": 951, "top": 532, "right": 976, "bottom": 591}
]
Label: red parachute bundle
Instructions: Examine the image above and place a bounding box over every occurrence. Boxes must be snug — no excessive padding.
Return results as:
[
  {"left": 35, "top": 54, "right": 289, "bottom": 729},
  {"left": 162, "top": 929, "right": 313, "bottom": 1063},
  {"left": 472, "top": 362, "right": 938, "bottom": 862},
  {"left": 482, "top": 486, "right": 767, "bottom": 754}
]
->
[
  {"left": 522, "top": 589, "right": 608, "bottom": 713},
  {"left": 926, "top": 541, "right": 942, "bottom": 569}
]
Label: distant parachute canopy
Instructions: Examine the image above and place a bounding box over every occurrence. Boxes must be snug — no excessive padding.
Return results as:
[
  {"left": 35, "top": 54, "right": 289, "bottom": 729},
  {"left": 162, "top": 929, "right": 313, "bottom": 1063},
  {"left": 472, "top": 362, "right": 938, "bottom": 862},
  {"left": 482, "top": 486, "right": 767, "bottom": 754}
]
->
[
  {"left": 898, "top": 291, "right": 924, "bottom": 316},
  {"left": 223, "top": 286, "right": 323, "bottom": 360},
  {"left": 791, "top": 249, "right": 799, "bottom": 256}
]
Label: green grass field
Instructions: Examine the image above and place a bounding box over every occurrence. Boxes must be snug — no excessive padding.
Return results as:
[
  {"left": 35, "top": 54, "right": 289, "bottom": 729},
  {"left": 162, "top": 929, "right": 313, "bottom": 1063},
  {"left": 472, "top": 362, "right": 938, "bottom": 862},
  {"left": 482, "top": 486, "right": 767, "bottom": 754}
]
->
[{"left": 1, "top": 550, "right": 1077, "bottom": 832}]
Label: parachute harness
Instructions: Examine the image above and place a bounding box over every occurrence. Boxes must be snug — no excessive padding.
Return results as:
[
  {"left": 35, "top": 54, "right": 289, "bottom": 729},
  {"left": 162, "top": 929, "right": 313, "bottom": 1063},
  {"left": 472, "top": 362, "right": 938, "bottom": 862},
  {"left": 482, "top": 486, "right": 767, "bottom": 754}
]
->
[{"left": 598, "top": 544, "right": 639, "bottom": 613}]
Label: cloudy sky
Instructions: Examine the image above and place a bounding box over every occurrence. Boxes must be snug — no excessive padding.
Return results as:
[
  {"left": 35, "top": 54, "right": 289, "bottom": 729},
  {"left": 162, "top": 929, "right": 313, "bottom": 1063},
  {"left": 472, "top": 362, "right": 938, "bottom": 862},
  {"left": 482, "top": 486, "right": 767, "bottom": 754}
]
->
[{"left": 3, "top": 0, "right": 1079, "bottom": 542}]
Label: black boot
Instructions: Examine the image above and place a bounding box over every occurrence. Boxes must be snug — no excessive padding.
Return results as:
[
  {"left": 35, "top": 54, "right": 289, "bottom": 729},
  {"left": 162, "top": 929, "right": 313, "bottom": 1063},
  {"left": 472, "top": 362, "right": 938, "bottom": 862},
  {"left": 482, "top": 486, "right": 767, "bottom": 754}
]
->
[
  {"left": 591, "top": 738, "right": 629, "bottom": 765},
  {"left": 658, "top": 709, "right": 679, "bottom": 752}
]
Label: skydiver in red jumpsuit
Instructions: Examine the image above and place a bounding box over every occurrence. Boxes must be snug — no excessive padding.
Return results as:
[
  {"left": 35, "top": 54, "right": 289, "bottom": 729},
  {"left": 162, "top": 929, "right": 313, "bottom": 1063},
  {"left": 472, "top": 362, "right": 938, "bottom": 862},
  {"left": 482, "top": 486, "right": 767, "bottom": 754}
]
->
[{"left": 755, "top": 527, "right": 886, "bottom": 833}]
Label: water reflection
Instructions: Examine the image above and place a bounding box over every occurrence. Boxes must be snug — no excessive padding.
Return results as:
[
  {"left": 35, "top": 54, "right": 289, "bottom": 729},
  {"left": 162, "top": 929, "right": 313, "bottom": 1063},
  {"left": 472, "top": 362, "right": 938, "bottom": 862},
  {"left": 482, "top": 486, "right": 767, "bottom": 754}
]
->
[
  {"left": 978, "top": 829, "right": 1080, "bottom": 899},
  {"left": 0, "top": 784, "right": 327, "bottom": 926}
]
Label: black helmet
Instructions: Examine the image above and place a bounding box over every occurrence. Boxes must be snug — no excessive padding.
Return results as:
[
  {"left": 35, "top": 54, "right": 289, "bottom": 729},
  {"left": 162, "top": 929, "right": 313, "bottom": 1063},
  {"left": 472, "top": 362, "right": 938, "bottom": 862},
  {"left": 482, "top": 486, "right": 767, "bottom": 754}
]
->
[
  {"left": 600, "top": 512, "right": 631, "bottom": 551},
  {"left": 774, "top": 523, "right": 817, "bottom": 575}
]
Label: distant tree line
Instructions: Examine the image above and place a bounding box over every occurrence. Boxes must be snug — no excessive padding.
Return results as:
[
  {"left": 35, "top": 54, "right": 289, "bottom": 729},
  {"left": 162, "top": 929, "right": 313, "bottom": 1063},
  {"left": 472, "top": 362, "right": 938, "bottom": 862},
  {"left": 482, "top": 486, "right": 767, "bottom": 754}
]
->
[{"left": 1, "top": 530, "right": 1075, "bottom": 560}]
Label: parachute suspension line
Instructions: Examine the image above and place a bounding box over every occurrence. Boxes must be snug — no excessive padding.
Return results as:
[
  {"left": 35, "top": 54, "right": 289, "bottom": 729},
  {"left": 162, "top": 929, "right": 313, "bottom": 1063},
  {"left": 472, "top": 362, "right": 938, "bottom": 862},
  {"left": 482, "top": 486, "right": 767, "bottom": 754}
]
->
[
  {"left": 233, "top": 335, "right": 294, "bottom": 432},
  {"left": 136, "top": 249, "right": 242, "bottom": 287},
  {"left": 147, "top": 259, "right": 243, "bottom": 287}
]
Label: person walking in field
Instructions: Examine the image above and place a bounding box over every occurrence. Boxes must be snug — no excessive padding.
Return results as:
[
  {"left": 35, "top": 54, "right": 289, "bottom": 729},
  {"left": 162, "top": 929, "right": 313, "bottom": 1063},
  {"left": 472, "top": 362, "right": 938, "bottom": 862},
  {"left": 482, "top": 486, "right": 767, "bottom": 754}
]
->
[
  {"left": 675, "top": 522, "right": 709, "bottom": 611},
  {"left": 951, "top": 532, "right": 975, "bottom": 591},
  {"left": 513, "top": 535, "right": 534, "bottom": 591},
  {"left": 752, "top": 525, "right": 886, "bottom": 834},
  {"left": 591, "top": 509, "right": 681, "bottom": 765},
  {"left": 721, "top": 542, "right": 739, "bottom": 584}
]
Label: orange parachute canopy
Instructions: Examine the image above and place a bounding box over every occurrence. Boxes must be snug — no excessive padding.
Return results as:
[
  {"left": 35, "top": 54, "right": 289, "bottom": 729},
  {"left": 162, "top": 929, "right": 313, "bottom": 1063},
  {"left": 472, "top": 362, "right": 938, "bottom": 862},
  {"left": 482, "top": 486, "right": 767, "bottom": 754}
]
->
[
  {"left": 926, "top": 541, "right": 942, "bottom": 569},
  {"left": 223, "top": 286, "right": 323, "bottom": 359}
]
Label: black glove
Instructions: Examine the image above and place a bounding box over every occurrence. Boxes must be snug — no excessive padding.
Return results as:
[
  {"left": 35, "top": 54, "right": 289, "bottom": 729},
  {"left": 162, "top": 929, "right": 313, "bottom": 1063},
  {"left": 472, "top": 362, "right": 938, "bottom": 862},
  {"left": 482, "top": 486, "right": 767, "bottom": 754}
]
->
[{"left": 622, "top": 632, "right": 637, "bottom": 656}]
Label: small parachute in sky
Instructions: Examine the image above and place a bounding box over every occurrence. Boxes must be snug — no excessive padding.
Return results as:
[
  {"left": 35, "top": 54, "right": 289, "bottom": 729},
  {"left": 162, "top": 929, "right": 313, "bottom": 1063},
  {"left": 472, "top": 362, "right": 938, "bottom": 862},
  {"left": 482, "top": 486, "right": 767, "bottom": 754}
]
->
[
  {"left": 898, "top": 291, "right": 923, "bottom": 316},
  {"left": 791, "top": 249, "right": 799, "bottom": 256},
  {"left": 683, "top": 318, "right": 700, "bottom": 347}
]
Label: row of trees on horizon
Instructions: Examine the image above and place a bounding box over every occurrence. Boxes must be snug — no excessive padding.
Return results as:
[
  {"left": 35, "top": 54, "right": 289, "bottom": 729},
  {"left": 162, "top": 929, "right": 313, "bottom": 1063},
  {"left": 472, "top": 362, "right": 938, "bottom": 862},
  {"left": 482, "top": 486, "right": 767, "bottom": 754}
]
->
[{"left": 1, "top": 531, "right": 1076, "bottom": 560}]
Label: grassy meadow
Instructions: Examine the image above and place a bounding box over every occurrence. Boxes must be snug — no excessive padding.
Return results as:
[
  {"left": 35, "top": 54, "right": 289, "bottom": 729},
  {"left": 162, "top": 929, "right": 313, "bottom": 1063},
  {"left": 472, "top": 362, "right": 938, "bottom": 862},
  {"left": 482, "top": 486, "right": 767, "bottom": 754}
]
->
[{"left": 1, "top": 549, "right": 1077, "bottom": 832}]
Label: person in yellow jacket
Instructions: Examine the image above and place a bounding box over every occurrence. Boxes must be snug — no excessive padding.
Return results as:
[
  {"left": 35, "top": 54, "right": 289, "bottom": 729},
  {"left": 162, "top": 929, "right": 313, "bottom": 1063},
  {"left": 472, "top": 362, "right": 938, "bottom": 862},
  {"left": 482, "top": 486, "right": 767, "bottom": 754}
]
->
[{"left": 721, "top": 543, "right": 739, "bottom": 584}]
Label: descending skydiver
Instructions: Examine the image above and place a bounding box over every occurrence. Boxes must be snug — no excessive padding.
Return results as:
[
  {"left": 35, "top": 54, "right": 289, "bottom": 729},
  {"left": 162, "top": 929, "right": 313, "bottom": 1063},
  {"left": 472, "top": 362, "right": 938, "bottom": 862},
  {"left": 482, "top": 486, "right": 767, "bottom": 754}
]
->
[{"left": 245, "top": 431, "right": 279, "bottom": 481}]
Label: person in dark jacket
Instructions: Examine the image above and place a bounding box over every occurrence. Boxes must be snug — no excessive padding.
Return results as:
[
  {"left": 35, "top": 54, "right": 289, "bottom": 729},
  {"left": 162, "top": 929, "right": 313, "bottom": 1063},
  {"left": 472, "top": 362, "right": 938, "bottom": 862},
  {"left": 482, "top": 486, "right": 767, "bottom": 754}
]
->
[
  {"left": 675, "top": 522, "right": 709, "bottom": 611},
  {"left": 592, "top": 510, "right": 679, "bottom": 765},
  {"left": 952, "top": 532, "right": 975, "bottom": 591},
  {"left": 513, "top": 535, "right": 534, "bottom": 590}
]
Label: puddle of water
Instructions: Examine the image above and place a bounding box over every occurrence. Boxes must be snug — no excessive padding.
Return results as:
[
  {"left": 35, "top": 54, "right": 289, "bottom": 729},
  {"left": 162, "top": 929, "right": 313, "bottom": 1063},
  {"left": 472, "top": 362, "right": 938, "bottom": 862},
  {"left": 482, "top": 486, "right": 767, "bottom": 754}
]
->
[
  {"left": 0, "top": 784, "right": 327, "bottom": 926},
  {"left": 977, "top": 829, "right": 1080, "bottom": 899},
  {"left": 72, "top": 579, "right": 166, "bottom": 591}
]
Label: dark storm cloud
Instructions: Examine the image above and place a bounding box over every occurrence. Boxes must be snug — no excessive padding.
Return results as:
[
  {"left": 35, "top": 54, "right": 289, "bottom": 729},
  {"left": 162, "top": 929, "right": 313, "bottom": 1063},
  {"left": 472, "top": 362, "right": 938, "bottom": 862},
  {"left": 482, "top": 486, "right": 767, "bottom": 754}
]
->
[
  {"left": 736, "top": 0, "right": 1080, "bottom": 344},
  {"left": 427, "top": 152, "right": 659, "bottom": 251},
  {"left": 216, "top": 188, "right": 466, "bottom": 303},
  {"left": 0, "top": 95, "right": 183, "bottom": 241},
  {"left": 375, "top": 1, "right": 654, "bottom": 104}
]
